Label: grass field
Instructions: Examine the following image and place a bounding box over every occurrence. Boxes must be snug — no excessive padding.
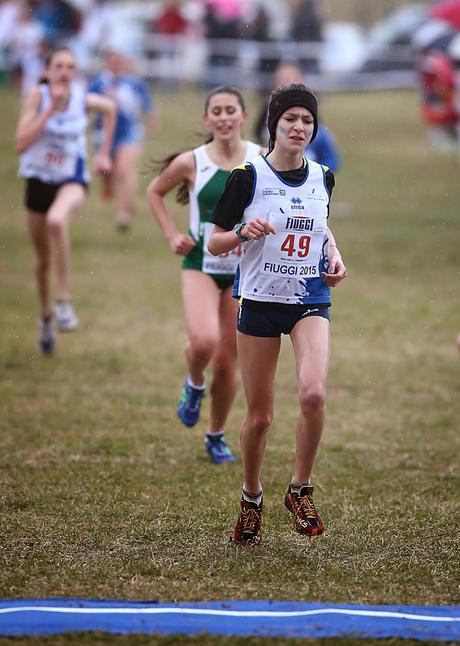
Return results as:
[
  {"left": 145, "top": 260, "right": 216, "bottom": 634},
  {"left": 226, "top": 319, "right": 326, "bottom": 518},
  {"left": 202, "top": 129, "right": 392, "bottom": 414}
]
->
[{"left": 0, "top": 85, "right": 459, "bottom": 645}]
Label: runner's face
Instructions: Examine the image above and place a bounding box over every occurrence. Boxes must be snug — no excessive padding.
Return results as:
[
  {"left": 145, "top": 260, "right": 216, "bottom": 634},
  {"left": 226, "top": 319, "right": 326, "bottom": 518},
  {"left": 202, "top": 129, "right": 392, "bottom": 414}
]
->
[
  {"left": 48, "top": 51, "right": 76, "bottom": 86},
  {"left": 203, "top": 93, "right": 247, "bottom": 142},
  {"left": 276, "top": 107, "right": 314, "bottom": 153},
  {"left": 106, "top": 52, "right": 124, "bottom": 75}
]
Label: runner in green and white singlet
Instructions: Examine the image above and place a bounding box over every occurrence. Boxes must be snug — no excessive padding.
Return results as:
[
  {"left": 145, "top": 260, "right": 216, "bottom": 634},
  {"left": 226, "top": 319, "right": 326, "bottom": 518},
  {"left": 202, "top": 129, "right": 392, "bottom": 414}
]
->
[
  {"left": 184, "top": 140, "right": 260, "bottom": 287},
  {"left": 147, "top": 87, "right": 260, "bottom": 464}
]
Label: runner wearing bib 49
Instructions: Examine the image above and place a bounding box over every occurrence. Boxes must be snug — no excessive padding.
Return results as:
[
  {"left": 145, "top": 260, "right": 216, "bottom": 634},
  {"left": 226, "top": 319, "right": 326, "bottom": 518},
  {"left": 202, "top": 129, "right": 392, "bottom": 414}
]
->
[{"left": 208, "top": 84, "right": 347, "bottom": 545}]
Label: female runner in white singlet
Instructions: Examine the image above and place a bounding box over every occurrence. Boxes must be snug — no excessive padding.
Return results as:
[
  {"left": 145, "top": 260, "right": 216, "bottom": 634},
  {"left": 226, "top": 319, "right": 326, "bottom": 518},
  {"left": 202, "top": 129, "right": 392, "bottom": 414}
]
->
[
  {"left": 208, "top": 84, "right": 347, "bottom": 544},
  {"left": 16, "top": 47, "right": 116, "bottom": 354}
]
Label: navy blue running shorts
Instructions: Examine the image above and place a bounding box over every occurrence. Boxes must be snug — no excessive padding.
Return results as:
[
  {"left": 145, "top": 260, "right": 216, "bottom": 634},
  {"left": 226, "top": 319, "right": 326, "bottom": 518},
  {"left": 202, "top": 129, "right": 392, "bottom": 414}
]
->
[{"left": 237, "top": 299, "right": 330, "bottom": 338}]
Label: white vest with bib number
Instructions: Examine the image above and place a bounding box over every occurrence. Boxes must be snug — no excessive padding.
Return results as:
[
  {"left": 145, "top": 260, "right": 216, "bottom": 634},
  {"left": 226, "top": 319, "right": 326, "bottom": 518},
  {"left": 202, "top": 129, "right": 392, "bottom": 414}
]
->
[
  {"left": 19, "top": 83, "right": 89, "bottom": 184},
  {"left": 238, "top": 155, "right": 331, "bottom": 305}
]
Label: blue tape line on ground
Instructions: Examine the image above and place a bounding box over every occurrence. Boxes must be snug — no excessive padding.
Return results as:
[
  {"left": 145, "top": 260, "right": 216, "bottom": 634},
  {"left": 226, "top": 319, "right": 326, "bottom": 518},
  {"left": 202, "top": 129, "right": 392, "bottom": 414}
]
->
[{"left": 0, "top": 600, "right": 459, "bottom": 641}]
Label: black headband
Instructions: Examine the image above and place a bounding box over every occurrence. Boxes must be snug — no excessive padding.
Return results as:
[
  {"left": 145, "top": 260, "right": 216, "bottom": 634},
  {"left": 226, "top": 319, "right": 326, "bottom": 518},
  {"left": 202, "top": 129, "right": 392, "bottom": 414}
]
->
[{"left": 267, "top": 87, "right": 318, "bottom": 143}]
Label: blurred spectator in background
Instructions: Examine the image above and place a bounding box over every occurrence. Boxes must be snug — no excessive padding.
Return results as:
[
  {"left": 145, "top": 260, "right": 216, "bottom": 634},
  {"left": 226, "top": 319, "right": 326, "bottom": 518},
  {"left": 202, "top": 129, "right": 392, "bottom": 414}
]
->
[
  {"left": 152, "top": 0, "right": 190, "bottom": 88},
  {"left": 203, "top": 0, "right": 245, "bottom": 85},
  {"left": 245, "top": 4, "right": 280, "bottom": 92},
  {"left": 412, "top": 1, "right": 460, "bottom": 150},
  {"left": 0, "top": 1, "right": 20, "bottom": 57},
  {"left": 154, "top": 0, "right": 189, "bottom": 36},
  {"left": 287, "top": 0, "right": 323, "bottom": 74},
  {"left": 75, "top": 0, "right": 117, "bottom": 65},
  {"left": 253, "top": 62, "right": 341, "bottom": 173},
  {"left": 35, "top": 0, "right": 81, "bottom": 47},
  {"left": 89, "top": 50, "right": 157, "bottom": 230},
  {"left": 9, "top": 0, "right": 47, "bottom": 95},
  {"left": 430, "top": 0, "right": 460, "bottom": 31}
]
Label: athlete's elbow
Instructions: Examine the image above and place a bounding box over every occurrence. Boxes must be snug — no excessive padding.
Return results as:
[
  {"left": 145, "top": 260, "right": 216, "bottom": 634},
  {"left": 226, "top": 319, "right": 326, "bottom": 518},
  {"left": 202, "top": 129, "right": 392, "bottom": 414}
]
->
[
  {"left": 207, "top": 239, "right": 217, "bottom": 256},
  {"left": 102, "top": 97, "right": 116, "bottom": 117},
  {"left": 15, "top": 137, "right": 27, "bottom": 154},
  {"left": 146, "top": 181, "right": 157, "bottom": 202},
  {"left": 207, "top": 236, "right": 219, "bottom": 256}
]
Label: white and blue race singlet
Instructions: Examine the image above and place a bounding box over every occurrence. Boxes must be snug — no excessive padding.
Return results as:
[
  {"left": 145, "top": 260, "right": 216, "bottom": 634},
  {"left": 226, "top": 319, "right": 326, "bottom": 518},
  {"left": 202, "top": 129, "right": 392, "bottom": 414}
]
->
[
  {"left": 89, "top": 72, "right": 154, "bottom": 148},
  {"left": 235, "top": 155, "right": 332, "bottom": 305},
  {"left": 18, "top": 83, "right": 89, "bottom": 184}
]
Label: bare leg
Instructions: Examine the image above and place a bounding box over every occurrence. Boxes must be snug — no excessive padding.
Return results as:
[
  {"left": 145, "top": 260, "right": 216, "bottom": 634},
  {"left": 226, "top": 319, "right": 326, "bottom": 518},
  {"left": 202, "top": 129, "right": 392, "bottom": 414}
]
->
[
  {"left": 181, "top": 270, "right": 221, "bottom": 386},
  {"left": 208, "top": 286, "right": 239, "bottom": 434},
  {"left": 47, "top": 183, "right": 85, "bottom": 301},
  {"left": 113, "top": 143, "right": 142, "bottom": 228},
  {"left": 26, "top": 211, "right": 51, "bottom": 317},
  {"left": 100, "top": 170, "right": 114, "bottom": 200},
  {"left": 237, "top": 332, "right": 281, "bottom": 492},
  {"left": 290, "top": 316, "right": 330, "bottom": 483}
]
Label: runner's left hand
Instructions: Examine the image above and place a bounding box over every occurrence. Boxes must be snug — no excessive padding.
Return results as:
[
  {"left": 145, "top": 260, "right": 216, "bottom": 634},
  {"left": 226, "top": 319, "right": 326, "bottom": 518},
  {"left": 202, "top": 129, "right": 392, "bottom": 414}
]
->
[
  {"left": 321, "top": 248, "right": 347, "bottom": 287},
  {"left": 94, "top": 152, "right": 113, "bottom": 175}
]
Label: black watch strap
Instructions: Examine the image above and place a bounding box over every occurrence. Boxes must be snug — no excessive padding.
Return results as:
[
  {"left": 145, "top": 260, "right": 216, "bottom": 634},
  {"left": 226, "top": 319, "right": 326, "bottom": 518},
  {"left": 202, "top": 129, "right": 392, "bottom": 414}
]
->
[{"left": 234, "top": 223, "right": 249, "bottom": 242}]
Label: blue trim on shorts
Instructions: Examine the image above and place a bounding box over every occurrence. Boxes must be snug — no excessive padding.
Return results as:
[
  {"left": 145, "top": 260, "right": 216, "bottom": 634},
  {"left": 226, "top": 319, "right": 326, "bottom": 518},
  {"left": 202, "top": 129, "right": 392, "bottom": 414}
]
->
[
  {"left": 237, "top": 299, "right": 330, "bottom": 337},
  {"left": 71, "top": 156, "right": 87, "bottom": 186}
]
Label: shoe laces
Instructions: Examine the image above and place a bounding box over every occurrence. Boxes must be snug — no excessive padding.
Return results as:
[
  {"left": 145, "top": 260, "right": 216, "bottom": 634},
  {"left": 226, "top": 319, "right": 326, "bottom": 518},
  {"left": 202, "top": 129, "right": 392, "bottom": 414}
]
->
[
  {"left": 184, "top": 384, "right": 204, "bottom": 411},
  {"left": 241, "top": 505, "right": 261, "bottom": 534},
  {"left": 209, "top": 436, "right": 227, "bottom": 451},
  {"left": 297, "top": 488, "right": 318, "bottom": 520}
]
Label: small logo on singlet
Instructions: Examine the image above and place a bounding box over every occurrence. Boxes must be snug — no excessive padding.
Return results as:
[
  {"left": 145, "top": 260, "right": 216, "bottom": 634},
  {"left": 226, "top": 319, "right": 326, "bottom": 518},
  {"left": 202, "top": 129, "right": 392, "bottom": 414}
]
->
[
  {"left": 301, "top": 308, "right": 319, "bottom": 318},
  {"left": 262, "top": 188, "right": 286, "bottom": 196},
  {"left": 290, "top": 197, "right": 304, "bottom": 210}
]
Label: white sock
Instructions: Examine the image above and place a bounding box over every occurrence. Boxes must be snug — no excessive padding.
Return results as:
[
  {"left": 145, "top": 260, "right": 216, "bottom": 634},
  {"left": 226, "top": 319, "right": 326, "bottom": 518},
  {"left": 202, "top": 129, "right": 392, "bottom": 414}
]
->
[
  {"left": 242, "top": 484, "right": 263, "bottom": 506},
  {"left": 187, "top": 375, "right": 205, "bottom": 390}
]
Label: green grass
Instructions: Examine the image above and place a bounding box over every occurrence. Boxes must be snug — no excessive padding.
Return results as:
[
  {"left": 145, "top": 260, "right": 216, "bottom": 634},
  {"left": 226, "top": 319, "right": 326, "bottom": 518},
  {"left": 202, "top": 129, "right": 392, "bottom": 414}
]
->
[{"left": 0, "top": 86, "right": 459, "bottom": 645}]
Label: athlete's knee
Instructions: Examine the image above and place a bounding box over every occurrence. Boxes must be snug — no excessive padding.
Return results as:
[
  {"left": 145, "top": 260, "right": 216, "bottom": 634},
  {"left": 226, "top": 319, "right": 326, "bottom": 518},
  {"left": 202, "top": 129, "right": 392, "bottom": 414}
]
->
[
  {"left": 246, "top": 410, "right": 273, "bottom": 435},
  {"left": 47, "top": 215, "right": 66, "bottom": 237},
  {"left": 298, "top": 383, "right": 326, "bottom": 415},
  {"left": 189, "top": 334, "right": 218, "bottom": 360},
  {"left": 114, "top": 164, "right": 132, "bottom": 184}
]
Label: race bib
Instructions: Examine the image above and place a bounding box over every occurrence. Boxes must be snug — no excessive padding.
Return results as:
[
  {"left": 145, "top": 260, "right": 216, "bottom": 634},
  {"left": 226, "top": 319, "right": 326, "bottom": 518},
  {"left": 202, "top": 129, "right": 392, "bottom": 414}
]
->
[
  {"left": 34, "top": 136, "right": 77, "bottom": 180},
  {"left": 202, "top": 222, "right": 241, "bottom": 275},
  {"left": 261, "top": 207, "right": 324, "bottom": 278}
]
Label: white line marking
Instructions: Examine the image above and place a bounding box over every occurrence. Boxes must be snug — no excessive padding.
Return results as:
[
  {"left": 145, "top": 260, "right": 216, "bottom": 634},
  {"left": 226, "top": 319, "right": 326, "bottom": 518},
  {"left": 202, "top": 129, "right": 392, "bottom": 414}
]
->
[{"left": 0, "top": 606, "right": 459, "bottom": 623}]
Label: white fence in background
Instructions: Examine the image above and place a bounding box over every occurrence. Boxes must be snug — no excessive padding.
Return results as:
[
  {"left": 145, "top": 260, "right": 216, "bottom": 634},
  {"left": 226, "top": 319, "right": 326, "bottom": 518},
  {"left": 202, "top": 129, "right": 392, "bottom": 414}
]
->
[{"left": 132, "top": 34, "right": 417, "bottom": 92}]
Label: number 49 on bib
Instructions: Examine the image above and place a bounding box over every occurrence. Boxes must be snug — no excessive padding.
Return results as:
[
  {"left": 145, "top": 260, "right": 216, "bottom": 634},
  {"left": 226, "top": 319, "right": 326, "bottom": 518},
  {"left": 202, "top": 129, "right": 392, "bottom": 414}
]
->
[{"left": 280, "top": 234, "right": 311, "bottom": 258}]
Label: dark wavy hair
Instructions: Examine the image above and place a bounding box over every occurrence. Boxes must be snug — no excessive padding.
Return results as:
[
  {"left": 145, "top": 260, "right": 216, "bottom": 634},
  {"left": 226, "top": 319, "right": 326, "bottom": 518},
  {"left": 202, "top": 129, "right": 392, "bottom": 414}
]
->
[{"left": 154, "top": 86, "right": 247, "bottom": 205}]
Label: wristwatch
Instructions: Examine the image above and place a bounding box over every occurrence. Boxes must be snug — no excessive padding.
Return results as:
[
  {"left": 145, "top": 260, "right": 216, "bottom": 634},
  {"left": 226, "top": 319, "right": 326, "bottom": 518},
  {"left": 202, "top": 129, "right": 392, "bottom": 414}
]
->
[{"left": 233, "top": 222, "right": 249, "bottom": 242}]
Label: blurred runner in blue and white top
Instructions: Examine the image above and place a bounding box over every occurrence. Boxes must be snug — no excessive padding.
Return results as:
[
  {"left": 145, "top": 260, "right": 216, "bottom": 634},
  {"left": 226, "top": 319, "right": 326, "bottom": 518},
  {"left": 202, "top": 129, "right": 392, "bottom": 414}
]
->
[{"left": 89, "top": 50, "right": 157, "bottom": 230}]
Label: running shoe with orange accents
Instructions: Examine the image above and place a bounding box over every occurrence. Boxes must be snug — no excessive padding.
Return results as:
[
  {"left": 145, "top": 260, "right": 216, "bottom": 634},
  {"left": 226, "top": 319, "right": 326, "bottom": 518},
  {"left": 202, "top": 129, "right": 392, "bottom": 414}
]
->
[
  {"left": 284, "top": 483, "right": 325, "bottom": 536},
  {"left": 231, "top": 495, "right": 263, "bottom": 546}
]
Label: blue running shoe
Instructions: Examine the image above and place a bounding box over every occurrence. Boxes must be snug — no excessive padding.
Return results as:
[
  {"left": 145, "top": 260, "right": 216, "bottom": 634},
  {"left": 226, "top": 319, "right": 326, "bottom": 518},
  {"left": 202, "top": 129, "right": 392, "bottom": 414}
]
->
[
  {"left": 177, "top": 378, "right": 205, "bottom": 427},
  {"left": 37, "top": 316, "right": 55, "bottom": 355},
  {"left": 204, "top": 433, "right": 236, "bottom": 464}
]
